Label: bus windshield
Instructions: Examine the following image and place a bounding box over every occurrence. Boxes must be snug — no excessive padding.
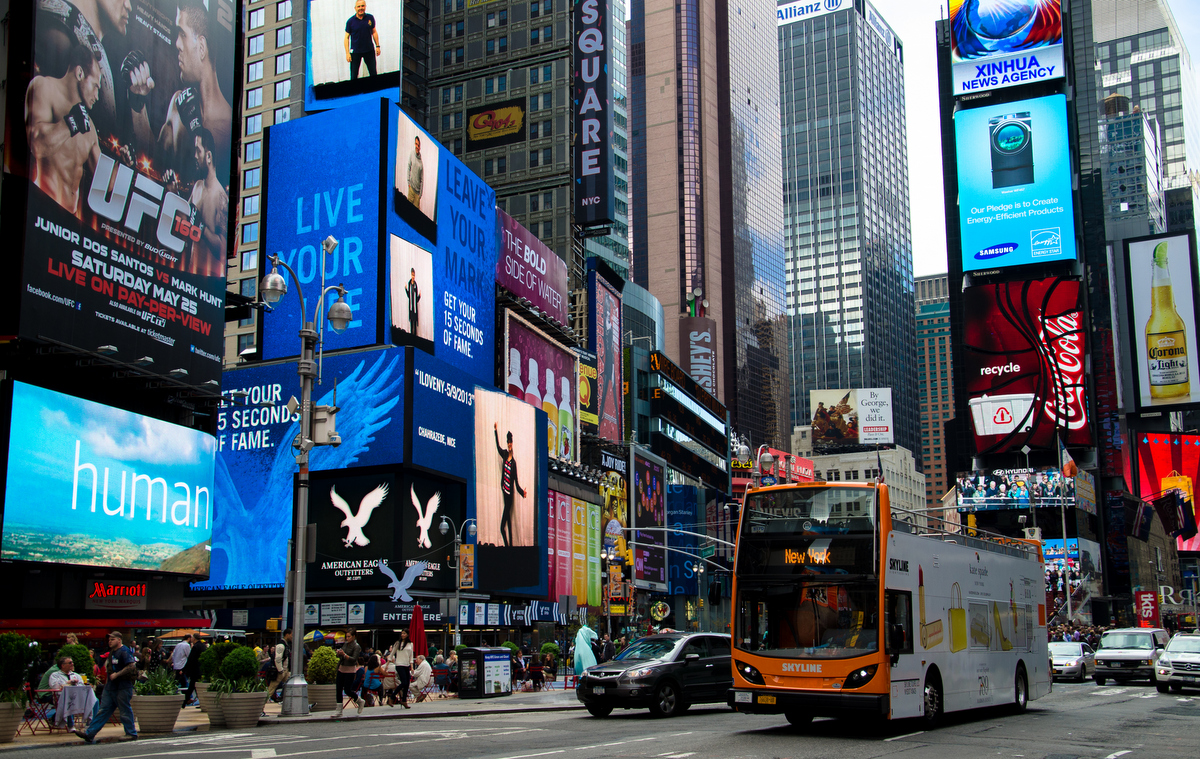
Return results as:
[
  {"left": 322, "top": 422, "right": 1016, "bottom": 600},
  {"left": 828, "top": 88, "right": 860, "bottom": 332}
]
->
[
  {"left": 736, "top": 579, "right": 879, "bottom": 659},
  {"left": 741, "top": 486, "right": 876, "bottom": 536}
]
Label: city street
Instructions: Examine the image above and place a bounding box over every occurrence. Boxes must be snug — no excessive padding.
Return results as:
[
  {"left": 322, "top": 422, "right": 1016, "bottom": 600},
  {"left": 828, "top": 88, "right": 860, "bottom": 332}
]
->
[{"left": 25, "top": 682, "right": 1200, "bottom": 759}]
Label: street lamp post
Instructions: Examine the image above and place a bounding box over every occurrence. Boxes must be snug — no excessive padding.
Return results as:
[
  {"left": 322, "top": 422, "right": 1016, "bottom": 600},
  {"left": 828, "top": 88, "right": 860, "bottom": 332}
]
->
[
  {"left": 440, "top": 515, "right": 477, "bottom": 647},
  {"left": 260, "top": 239, "right": 354, "bottom": 717}
]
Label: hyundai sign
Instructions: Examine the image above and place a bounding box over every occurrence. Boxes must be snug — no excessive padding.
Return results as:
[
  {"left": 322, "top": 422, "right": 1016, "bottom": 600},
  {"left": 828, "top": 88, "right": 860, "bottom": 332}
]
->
[
  {"left": 949, "top": 0, "right": 1064, "bottom": 95},
  {"left": 955, "top": 95, "right": 1076, "bottom": 272}
]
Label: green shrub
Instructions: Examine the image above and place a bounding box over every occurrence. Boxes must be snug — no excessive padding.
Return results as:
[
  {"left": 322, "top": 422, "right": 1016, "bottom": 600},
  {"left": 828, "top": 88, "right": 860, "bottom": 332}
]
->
[
  {"left": 219, "top": 647, "right": 258, "bottom": 680},
  {"left": 199, "top": 641, "right": 238, "bottom": 682},
  {"left": 306, "top": 646, "right": 338, "bottom": 685},
  {"left": 57, "top": 644, "right": 95, "bottom": 678},
  {"left": 0, "top": 633, "right": 39, "bottom": 704},
  {"left": 500, "top": 641, "right": 520, "bottom": 656},
  {"left": 538, "top": 642, "right": 560, "bottom": 662},
  {"left": 454, "top": 644, "right": 467, "bottom": 654},
  {"left": 135, "top": 667, "right": 179, "bottom": 697}
]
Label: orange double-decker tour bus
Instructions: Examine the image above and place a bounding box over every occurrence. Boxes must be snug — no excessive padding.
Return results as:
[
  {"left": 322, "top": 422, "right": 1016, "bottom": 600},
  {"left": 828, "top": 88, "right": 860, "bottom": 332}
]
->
[{"left": 727, "top": 476, "right": 1050, "bottom": 727}]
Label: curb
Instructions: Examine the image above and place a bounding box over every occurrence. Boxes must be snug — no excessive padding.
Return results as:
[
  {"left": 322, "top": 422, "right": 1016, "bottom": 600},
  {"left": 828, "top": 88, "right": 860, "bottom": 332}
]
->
[
  {"left": 0, "top": 725, "right": 202, "bottom": 752},
  {"left": 258, "top": 701, "right": 586, "bottom": 725}
]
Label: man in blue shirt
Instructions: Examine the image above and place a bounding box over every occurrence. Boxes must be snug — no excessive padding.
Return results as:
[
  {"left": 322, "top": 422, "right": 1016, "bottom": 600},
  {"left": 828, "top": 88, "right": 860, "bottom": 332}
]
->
[
  {"left": 76, "top": 631, "right": 138, "bottom": 743},
  {"left": 344, "top": 0, "right": 381, "bottom": 80}
]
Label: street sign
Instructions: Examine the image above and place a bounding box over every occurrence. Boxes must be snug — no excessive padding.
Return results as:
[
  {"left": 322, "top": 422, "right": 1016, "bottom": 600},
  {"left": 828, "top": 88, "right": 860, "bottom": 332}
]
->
[{"left": 699, "top": 544, "right": 716, "bottom": 559}]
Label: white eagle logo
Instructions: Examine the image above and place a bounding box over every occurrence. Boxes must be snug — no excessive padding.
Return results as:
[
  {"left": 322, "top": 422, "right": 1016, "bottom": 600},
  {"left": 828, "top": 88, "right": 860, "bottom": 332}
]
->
[
  {"left": 411, "top": 485, "right": 441, "bottom": 549},
  {"left": 330, "top": 483, "right": 389, "bottom": 548},
  {"left": 378, "top": 560, "right": 429, "bottom": 602}
]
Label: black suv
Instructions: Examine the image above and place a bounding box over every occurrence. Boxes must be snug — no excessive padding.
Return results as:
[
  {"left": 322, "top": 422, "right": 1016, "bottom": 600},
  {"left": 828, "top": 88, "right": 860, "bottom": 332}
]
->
[{"left": 576, "top": 633, "right": 732, "bottom": 717}]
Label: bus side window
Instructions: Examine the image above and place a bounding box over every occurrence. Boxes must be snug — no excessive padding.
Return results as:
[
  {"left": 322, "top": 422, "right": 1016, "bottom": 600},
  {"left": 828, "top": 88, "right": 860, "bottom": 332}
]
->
[{"left": 885, "top": 590, "right": 914, "bottom": 656}]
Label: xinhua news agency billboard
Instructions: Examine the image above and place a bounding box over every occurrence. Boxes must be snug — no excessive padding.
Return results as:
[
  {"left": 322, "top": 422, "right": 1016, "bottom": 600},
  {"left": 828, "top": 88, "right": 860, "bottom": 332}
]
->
[
  {"left": 955, "top": 94, "right": 1076, "bottom": 272},
  {"left": 949, "top": 0, "right": 1064, "bottom": 95},
  {"left": 4, "top": 1, "right": 236, "bottom": 386},
  {"left": 1, "top": 381, "right": 216, "bottom": 575}
]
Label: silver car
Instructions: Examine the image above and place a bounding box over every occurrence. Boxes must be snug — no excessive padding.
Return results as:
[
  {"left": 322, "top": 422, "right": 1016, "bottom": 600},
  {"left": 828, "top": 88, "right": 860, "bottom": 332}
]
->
[
  {"left": 1155, "top": 633, "right": 1200, "bottom": 693},
  {"left": 1049, "top": 641, "right": 1095, "bottom": 682}
]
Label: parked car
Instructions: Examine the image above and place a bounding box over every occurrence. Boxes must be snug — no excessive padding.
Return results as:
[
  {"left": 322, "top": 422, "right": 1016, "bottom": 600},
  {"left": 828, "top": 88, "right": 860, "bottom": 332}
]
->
[
  {"left": 1049, "top": 640, "right": 1096, "bottom": 682},
  {"left": 1093, "top": 627, "right": 1170, "bottom": 685},
  {"left": 1155, "top": 632, "right": 1200, "bottom": 693},
  {"left": 576, "top": 632, "right": 732, "bottom": 717}
]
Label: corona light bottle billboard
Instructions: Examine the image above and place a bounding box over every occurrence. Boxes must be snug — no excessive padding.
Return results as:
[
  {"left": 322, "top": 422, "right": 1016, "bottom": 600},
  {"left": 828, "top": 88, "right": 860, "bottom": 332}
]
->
[{"left": 1145, "top": 242, "right": 1190, "bottom": 399}]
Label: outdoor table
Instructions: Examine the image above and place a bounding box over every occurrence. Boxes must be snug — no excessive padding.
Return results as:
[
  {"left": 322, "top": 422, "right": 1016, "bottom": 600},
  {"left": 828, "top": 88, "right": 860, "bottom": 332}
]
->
[{"left": 55, "top": 684, "right": 98, "bottom": 727}]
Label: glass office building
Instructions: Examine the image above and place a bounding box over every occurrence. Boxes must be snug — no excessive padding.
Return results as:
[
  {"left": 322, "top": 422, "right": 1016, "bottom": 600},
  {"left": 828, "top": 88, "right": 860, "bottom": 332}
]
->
[{"left": 779, "top": 2, "right": 919, "bottom": 460}]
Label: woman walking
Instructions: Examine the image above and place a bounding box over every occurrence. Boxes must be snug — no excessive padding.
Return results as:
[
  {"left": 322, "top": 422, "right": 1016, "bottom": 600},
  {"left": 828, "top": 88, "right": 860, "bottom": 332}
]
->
[{"left": 387, "top": 630, "right": 414, "bottom": 709}]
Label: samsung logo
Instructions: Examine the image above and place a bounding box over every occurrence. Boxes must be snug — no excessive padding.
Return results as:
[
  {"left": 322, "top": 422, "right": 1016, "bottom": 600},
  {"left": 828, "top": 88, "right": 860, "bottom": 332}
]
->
[{"left": 975, "top": 243, "right": 1018, "bottom": 260}]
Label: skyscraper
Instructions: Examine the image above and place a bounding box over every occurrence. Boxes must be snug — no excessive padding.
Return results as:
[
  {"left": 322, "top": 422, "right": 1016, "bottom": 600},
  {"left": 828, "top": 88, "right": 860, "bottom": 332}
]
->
[
  {"left": 778, "top": 1, "right": 918, "bottom": 460},
  {"left": 630, "top": 0, "right": 787, "bottom": 448},
  {"left": 915, "top": 274, "right": 954, "bottom": 506}
]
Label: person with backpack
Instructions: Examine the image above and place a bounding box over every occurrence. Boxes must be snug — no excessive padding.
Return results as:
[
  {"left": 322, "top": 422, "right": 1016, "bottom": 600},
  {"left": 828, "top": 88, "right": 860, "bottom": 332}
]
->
[{"left": 266, "top": 629, "right": 292, "bottom": 703}]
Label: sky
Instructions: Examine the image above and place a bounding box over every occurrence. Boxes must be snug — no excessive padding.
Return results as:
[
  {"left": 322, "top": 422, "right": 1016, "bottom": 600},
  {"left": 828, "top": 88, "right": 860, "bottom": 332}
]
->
[{"left": 867, "top": 0, "right": 1200, "bottom": 277}]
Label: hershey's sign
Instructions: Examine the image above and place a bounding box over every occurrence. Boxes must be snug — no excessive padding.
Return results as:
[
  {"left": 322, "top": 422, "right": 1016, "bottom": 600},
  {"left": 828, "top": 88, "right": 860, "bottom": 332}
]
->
[
  {"left": 681, "top": 316, "right": 718, "bottom": 395},
  {"left": 573, "top": 0, "right": 614, "bottom": 225}
]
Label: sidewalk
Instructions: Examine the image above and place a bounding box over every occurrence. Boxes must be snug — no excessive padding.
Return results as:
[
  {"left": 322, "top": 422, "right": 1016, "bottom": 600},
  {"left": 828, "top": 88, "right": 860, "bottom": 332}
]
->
[{"left": 2, "top": 688, "right": 583, "bottom": 750}]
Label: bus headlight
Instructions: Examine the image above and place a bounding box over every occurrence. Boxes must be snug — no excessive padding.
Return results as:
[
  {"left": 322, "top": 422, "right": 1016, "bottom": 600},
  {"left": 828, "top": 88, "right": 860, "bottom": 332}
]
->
[
  {"left": 735, "top": 660, "right": 764, "bottom": 685},
  {"left": 843, "top": 664, "right": 878, "bottom": 689}
]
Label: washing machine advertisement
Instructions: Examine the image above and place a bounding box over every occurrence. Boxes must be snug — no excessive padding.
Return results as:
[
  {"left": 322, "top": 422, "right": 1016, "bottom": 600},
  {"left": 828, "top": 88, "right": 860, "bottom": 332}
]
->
[{"left": 955, "top": 94, "right": 1077, "bottom": 272}]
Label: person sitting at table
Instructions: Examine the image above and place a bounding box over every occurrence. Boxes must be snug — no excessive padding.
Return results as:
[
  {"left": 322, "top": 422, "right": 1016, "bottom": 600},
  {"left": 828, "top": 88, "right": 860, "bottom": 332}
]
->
[
  {"left": 409, "top": 654, "right": 432, "bottom": 702},
  {"left": 47, "top": 657, "right": 86, "bottom": 727}
]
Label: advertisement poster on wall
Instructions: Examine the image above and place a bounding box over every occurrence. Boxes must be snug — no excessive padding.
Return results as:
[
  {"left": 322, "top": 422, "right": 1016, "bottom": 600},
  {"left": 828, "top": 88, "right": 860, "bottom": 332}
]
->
[
  {"left": 578, "top": 355, "right": 599, "bottom": 431},
  {"left": 307, "top": 0, "right": 402, "bottom": 102},
  {"left": 589, "top": 269, "right": 624, "bottom": 443},
  {"left": 955, "top": 95, "right": 1076, "bottom": 272},
  {"left": 262, "top": 98, "right": 385, "bottom": 360},
  {"left": 667, "top": 485, "right": 699, "bottom": 596},
  {"left": 962, "top": 277, "right": 1090, "bottom": 453},
  {"left": 467, "top": 99, "right": 528, "bottom": 151},
  {"left": 411, "top": 350, "right": 476, "bottom": 476},
  {"left": 1136, "top": 433, "right": 1200, "bottom": 552},
  {"left": 572, "top": 497, "right": 588, "bottom": 605},
  {"left": 955, "top": 467, "right": 1075, "bottom": 512},
  {"left": 5, "top": 1, "right": 235, "bottom": 385},
  {"left": 573, "top": 0, "right": 615, "bottom": 225},
  {"left": 633, "top": 454, "right": 666, "bottom": 591},
  {"left": 1122, "top": 233, "right": 1200, "bottom": 411},
  {"left": 948, "top": 0, "right": 1064, "bottom": 96},
  {"left": 496, "top": 210, "right": 569, "bottom": 325},
  {"left": 809, "top": 388, "right": 893, "bottom": 450},
  {"left": 1, "top": 381, "right": 216, "bottom": 574},
  {"left": 307, "top": 470, "right": 397, "bottom": 590},
  {"left": 600, "top": 450, "right": 630, "bottom": 561},
  {"left": 194, "top": 348, "right": 405, "bottom": 591},
  {"left": 505, "top": 312, "right": 577, "bottom": 461}
]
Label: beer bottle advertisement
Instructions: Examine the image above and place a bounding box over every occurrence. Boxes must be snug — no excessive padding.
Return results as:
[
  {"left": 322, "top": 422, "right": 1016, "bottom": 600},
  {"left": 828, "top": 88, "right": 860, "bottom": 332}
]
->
[{"left": 1124, "top": 233, "right": 1200, "bottom": 410}]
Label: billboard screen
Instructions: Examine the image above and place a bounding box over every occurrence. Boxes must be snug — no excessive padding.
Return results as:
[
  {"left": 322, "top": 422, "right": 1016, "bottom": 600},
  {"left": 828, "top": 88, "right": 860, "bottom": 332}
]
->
[
  {"left": 467, "top": 98, "right": 528, "bottom": 151},
  {"left": 667, "top": 485, "right": 699, "bottom": 596},
  {"left": 573, "top": 0, "right": 615, "bottom": 225},
  {"left": 496, "top": 209, "right": 569, "bottom": 326},
  {"left": 194, "top": 348, "right": 404, "bottom": 591},
  {"left": 633, "top": 454, "right": 666, "bottom": 591},
  {"left": 307, "top": 0, "right": 401, "bottom": 96},
  {"left": 955, "top": 467, "right": 1075, "bottom": 512},
  {"left": 589, "top": 270, "right": 623, "bottom": 443},
  {"left": 2, "top": 381, "right": 216, "bottom": 573},
  {"left": 949, "top": 0, "right": 1064, "bottom": 95},
  {"left": 600, "top": 449, "right": 630, "bottom": 563},
  {"left": 1122, "top": 233, "right": 1200, "bottom": 411},
  {"left": 388, "top": 106, "right": 497, "bottom": 386},
  {"left": 262, "top": 98, "right": 385, "bottom": 360},
  {"left": 962, "top": 277, "right": 1090, "bottom": 453},
  {"left": 9, "top": 0, "right": 235, "bottom": 385},
  {"left": 809, "top": 388, "right": 894, "bottom": 451},
  {"left": 955, "top": 95, "right": 1076, "bottom": 271},
  {"left": 1136, "top": 433, "right": 1200, "bottom": 553},
  {"left": 411, "top": 350, "right": 477, "bottom": 476},
  {"left": 505, "top": 313, "right": 578, "bottom": 461}
]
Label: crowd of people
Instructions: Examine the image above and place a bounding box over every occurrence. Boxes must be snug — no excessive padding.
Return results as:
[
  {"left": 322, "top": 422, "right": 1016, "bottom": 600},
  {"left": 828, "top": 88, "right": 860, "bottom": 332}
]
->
[{"left": 957, "top": 469, "right": 1076, "bottom": 509}]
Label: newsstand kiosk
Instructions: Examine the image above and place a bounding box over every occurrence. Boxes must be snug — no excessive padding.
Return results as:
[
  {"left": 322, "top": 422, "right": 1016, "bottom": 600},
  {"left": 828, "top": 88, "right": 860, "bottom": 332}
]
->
[{"left": 458, "top": 647, "right": 513, "bottom": 698}]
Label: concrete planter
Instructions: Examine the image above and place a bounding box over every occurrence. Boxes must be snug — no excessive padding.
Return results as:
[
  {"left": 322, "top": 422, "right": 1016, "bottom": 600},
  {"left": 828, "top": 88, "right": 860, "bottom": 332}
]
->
[
  {"left": 308, "top": 683, "right": 338, "bottom": 712},
  {"left": 132, "top": 694, "right": 183, "bottom": 733},
  {"left": 0, "top": 702, "right": 21, "bottom": 744},
  {"left": 197, "top": 686, "right": 225, "bottom": 727},
  {"left": 219, "top": 692, "right": 268, "bottom": 729},
  {"left": 194, "top": 682, "right": 209, "bottom": 712}
]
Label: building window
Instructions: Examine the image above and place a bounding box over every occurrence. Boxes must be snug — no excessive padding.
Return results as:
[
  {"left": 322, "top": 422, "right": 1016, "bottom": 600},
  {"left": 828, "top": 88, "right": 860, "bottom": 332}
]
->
[
  {"left": 499, "top": 36, "right": 508, "bottom": 53},
  {"left": 530, "top": 150, "right": 540, "bottom": 168},
  {"left": 543, "top": 25, "right": 552, "bottom": 41},
  {"left": 542, "top": 190, "right": 553, "bottom": 209},
  {"left": 453, "top": 138, "right": 463, "bottom": 155},
  {"left": 274, "top": 106, "right": 291, "bottom": 124},
  {"left": 531, "top": 28, "right": 539, "bottom": 44},
  {"left": 247, "top": 60, "right": 264, "bottom": 82},
  {"left": 444, "top": 49, "right": 452, "bottom": 66},
  {"left": 276, "top": 26, "right": 292, "bottom": 48},
  {"left": 500, "top": 9, "right": 508, "bottom": 25},
  {"left": 248, "top": 34, "right": 264, "bottom": 56},
  {"left": 246, "top": 114, "right": 263, "bottom": 134},
  {"left": 249, "top": 8, "right": 265, "bottom": 29},
  {"left": 442, "top": 114, "right": 451, "bottom": 130},
  {"left": 541, "top": 218, "right": 551, "bottom": 236},
  {"left": 485, "top": 159, "right": 494, "bottom": 176},
  {"left": 244, "top": 167, "right": 261, "bottom": 189},
  {"left": 245, "top": 141, "right": 261, "bottom": 162},
  {"left": 242, "top": 222, "right": 259, "bottom": 244},
  {"left": 541, "top": 147, "right": 552, "bottom": 166},
  {"left": 275, "top": 52, "right": 291, "bottom": 75},
  {"left": 277, "top": 0, "right": 292, "bottom": 21},
  {"left": 243, "top": 195, "right": 260, "bottom": 216},
  {"left": 487, "top": 11, "right": 497, "bottom": 27},
  {"left": 241, "top": 250, "right": 258, "bottom": 271},
  {"left": 237, "top": 333, "right": 255, "bottom": 356},
  {"left": 530, "top": 193, "right": 540, "bottom": 211},
  {"left": 456, "top": 47, "right": 465, "bottom": 63},
  {"left": 530, "top": 121, "right": 540, "bottom": 139},
  {"left": 275, "top": 79, "right": 291, "bottom": 102},
  {"left": 246, "top": 87, "right": 263, "bottom": 109},
  {"left": 487, "top": 39, "right": 495, "bottom": 55}
]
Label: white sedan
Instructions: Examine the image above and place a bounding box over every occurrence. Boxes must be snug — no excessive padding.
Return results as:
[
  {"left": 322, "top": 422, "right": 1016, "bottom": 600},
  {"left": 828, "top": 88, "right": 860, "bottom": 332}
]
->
[{"left": 1049, "top": 641, "right": 1096, "bottom": 682}]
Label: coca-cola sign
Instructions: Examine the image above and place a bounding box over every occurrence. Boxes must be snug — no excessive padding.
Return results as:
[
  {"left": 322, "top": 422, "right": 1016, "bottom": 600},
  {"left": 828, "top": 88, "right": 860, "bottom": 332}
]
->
[
  {"left": 466, "top": 97, "right": 527, "bottom": 150},
  {"left": 963, "top": 278, "right": 1091, "bottom": 453}
]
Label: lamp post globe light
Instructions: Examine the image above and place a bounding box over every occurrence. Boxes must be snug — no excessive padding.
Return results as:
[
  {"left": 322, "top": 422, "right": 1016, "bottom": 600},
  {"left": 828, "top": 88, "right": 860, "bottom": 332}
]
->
[
  {"left": 259, "top": 238, "right": 353, "bottom": 717},
  {"left": 440, "top": 515, "right": 477, "bottom": 646}
]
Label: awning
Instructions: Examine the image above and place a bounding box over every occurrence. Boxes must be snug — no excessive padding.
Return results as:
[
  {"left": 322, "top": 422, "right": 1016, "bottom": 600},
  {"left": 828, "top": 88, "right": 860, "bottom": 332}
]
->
[{"left": 0, "top": 612, "right": 213, "bottom": 640}]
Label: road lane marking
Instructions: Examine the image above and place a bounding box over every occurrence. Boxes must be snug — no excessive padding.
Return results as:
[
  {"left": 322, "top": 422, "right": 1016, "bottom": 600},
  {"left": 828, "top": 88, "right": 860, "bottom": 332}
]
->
[
  {"left": 1138, "top": 693, "right": 1158, "bottom": 699},
  {"left": 884, "top": 731, "right": 926, "bottom": 742},
  {"left": 251, "top": 751, "right": 277, "bottom": 758},
  {"left": 1091, "top": 689, "right": 1127, "bottom": 696},
  {"left": 1104, "top": 751, "right": 1131, "bottom": 759}
]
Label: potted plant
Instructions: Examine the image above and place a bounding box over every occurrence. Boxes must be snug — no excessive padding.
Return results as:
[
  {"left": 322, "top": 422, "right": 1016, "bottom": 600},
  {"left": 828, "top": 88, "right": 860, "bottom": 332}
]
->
[
  {"left": 0, "top": 633, "right": 39, "bottom": 743},
  {"left": 212, "top": 648, "right": 267, "bottom": 729},
  {"left": 133, "top": 667, "right": 183, "bottom": 733},
  {"left": 305, "top": 646, "right": 338, "bottom": 712},
  {"left": 196, "top": 641, "right": 238, "bottom": 725}
]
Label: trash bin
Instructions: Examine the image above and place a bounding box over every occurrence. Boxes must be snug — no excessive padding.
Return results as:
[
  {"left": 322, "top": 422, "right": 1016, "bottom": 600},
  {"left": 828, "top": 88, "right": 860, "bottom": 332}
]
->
[{"left": 458, "top": 647, "right": 513, "bottom": 699}]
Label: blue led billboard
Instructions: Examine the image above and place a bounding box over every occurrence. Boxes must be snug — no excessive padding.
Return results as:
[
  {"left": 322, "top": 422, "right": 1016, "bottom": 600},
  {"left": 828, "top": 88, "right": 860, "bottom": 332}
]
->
[
  {"left": 955, "top": 94, "right": 1076, "bottom": 272},
  {"left": 667, "top": 485, "right": 699, "bottom": 596},
  {"left": 411, "top": 350, "right": 478, "bottom": 476},
  {"left": 387, "top": 106, "right": 498, "bottom": 387},
  {"left": 194, "top": 348, "right": 405, "bottom": 590},
  {"left": 2, "top": 382, "right": 216, "bottom": 574},
  {"left": 261, "top": 98, "right": 386, "bottom": 360}
]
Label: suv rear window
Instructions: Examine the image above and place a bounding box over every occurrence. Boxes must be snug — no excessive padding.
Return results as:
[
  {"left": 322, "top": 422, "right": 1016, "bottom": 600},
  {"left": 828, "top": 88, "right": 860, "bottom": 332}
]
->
[{"left": 1099, "top": 632, "right": 1154, "bottom": 649}]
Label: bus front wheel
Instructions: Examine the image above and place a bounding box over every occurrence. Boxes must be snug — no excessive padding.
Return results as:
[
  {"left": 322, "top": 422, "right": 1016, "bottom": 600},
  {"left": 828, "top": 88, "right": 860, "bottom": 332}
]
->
[
  {"left": 785, "top": 710, "right": 813, "bottom": 728},
  {"left": 922, "top": 671, "right": 943, "bottom": 727},
  {"left": 1012, "top": 665, "right": 1029, "bottom": 713}
]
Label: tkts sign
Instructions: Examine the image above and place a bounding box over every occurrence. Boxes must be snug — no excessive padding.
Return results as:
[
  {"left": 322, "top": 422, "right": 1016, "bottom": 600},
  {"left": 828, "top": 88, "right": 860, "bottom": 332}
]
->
[
  {"left": 963, "top": 278, "right": 1091, "bottom": 454},
  {"left": 573, "top": 0, "right": 614, "bottom": 226}
]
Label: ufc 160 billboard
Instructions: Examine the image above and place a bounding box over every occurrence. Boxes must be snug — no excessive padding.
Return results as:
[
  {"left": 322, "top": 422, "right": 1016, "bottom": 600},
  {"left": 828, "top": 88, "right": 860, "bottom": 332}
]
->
[{"left": 4, "top": 1, "right": 236, "bottom": 386}]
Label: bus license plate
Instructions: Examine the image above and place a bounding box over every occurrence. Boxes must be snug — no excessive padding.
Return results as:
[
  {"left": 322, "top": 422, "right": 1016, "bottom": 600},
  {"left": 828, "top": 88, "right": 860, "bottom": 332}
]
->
[
  {"left": 758, "top": 695, "right": 776, "bottom": 705},
  {"left": 593, "top": 686, "right": 605, "bottom": 695}
]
